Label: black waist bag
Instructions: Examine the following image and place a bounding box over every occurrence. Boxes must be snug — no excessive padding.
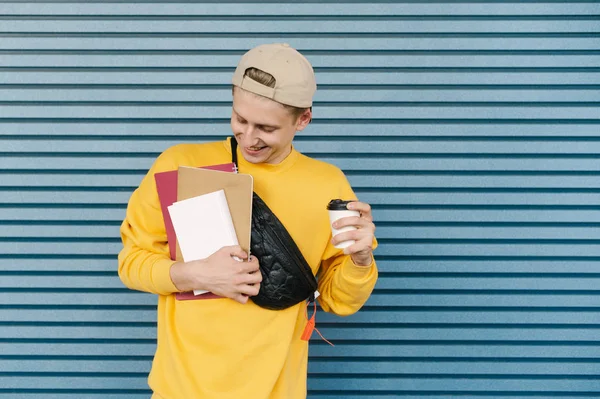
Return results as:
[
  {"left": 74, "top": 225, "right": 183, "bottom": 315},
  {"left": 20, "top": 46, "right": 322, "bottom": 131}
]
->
[{"left": 230, "top": 138, "right": 318, "bottom": 310}]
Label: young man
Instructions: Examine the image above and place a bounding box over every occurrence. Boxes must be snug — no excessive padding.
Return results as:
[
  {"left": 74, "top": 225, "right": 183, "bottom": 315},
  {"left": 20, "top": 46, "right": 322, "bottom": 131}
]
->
[{"left": 118, "top": 43, "right": 378, "bottom": 399}]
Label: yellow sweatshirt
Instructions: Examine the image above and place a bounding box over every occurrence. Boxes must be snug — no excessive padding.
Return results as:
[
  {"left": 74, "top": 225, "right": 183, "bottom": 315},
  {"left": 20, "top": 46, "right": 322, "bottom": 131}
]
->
[{"left": 118, "top": 138, "right": 378, "bottom": 399}]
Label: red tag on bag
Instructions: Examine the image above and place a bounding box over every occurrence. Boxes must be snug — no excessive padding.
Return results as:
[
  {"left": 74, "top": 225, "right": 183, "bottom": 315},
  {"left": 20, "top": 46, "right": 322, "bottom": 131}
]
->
[
  {"left": 301, "top": 314, "right": 315, "bottom": 341},
  {"left": 301, "top": 300, "right": 334, "bottom": 346}
]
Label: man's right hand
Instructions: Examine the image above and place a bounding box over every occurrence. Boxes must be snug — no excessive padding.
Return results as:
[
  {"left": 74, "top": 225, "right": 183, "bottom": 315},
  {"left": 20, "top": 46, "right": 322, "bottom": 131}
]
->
[{"left": 169, "top": 245, "right": 262, "bottom": 304}]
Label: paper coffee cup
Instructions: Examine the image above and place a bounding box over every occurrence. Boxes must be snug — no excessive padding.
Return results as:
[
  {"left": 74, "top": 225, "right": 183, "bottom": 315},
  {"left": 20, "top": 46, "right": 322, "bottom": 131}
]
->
[{"left": 327, "top": 199, "right": 360, "bottom": 249}]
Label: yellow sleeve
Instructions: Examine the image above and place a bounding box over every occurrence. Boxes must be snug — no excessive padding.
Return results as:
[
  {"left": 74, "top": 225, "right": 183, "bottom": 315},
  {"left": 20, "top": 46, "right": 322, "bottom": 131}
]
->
[
  {"left": 117, "top": 148, "right": 182, "bottom": 295},
  {"left": 315, "top": 174, "right": 378, "bottom": 316},
  {"left": 316, "top": 251, "right": 378, "bottom": 316}
]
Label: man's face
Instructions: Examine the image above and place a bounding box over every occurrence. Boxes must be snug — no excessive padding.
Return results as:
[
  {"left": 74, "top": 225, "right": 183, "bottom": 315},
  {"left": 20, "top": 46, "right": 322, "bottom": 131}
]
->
[{"left": 231, "top": 87, "right": 310, "bottom": 165}]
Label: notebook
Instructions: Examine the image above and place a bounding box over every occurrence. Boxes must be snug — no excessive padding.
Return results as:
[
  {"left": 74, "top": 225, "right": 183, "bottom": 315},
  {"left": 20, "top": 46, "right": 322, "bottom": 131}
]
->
[{"left": 168, "top": 189, "right": 239, "bottom": 295}]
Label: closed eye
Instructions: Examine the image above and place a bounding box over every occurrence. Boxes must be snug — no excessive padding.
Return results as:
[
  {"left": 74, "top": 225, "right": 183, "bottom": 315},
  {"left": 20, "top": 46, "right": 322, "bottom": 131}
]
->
[{"left": 258, "top": 125, "right": 276, "bottom": 133}]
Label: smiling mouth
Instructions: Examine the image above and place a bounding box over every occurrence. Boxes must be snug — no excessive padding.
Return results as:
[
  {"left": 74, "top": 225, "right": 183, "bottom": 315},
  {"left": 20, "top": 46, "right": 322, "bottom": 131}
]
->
[{"left": 247, "top": 146, "right": 267, "bottom": 152}]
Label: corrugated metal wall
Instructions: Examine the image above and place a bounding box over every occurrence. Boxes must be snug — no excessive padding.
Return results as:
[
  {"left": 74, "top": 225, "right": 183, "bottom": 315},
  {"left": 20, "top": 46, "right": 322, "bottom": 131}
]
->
[{"left": 1, "top": 1, "right": 600, "bottom": 398}]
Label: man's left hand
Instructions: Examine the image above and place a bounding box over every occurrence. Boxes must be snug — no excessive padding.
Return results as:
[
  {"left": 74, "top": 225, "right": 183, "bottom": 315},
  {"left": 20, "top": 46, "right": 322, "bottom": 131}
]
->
[{"left": 331, "top": 201, "right": 376, "bottom": 266}]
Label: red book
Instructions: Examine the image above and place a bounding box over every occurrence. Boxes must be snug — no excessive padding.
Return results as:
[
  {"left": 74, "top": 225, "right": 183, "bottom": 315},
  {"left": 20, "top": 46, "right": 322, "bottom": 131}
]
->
[{"left": 154, "top": 162, "right": 237, "bottom": 300}]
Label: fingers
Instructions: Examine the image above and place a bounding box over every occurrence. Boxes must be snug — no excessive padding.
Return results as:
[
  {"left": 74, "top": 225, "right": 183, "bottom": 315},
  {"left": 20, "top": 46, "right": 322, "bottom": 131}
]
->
[
  {"left": 234, "top": 294, "right": 250, "bottom": 304},
  {"left": 229, "top": 271, "right": 262, "bottom": 303},
  {"left": 331, "top": 214, "right": 376, "bottom": 243},
  {"left": 239, "top": 282, "right": 261, "bottom": 297},
  {"left": 223, "top": 245, "right": 249, "bottom": 261},
  {"left": 332, "top": 229, "right": 373, "bottom": 250},
  {"left": 347, "top": 201, "right": 373, "bottom": 222},
  {"left": 237, "top": 255, "right": 260, "bottom": 274},
  {"left": 332, "top": 215, "right": 369, "bottom": 230},
  {"left": 340, "top": 231, "right": 375, "bottom": 266},
  {"left": 247, "top": 267, "right": 263, "bottom": 284},
  {"left": 332, "top": 201, "right": 374, "bottom": 230},
  {"left": 343, "top": 236, "right": 374, "bottom": 255},
  {"left": 234, "top": 266, "right": 262, "bottom": 284},
  {"left": 230, "top": 252, "right": 262, "bottom": 300}
]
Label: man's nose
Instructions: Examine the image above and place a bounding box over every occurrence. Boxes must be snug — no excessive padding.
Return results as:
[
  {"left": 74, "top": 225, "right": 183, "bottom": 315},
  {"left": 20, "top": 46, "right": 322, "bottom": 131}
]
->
[{"left": 239, "top": 126, "right": 260, "bottom": 145}]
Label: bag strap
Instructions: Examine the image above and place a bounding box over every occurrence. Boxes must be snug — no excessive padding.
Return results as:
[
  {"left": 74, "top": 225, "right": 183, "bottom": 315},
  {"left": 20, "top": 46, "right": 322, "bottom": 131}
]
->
[{"left": 230, "top": 136, "right": 239, "bottom": 168}]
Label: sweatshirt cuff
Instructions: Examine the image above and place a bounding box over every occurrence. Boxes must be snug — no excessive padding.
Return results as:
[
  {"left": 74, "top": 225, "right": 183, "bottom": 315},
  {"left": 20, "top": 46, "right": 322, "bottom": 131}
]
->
[
  {"left": 152, "top": 258, "right": 179, "bottom": 295},
  {"left": 341, "top": 255, "right": 376, "bottom": 282}
]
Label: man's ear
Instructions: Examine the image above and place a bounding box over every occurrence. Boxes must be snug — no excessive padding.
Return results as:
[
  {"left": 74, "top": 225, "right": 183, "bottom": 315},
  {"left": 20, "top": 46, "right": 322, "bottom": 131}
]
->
[{"left": 295, "top": 108, "right": 312, "bottom": 131}]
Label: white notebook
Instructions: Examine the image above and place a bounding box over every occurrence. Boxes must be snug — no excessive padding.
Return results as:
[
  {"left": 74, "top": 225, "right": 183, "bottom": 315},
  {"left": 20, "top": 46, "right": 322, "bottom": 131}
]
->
[{"left": 167, "top": 189, "right": 239, "bottom": 295}]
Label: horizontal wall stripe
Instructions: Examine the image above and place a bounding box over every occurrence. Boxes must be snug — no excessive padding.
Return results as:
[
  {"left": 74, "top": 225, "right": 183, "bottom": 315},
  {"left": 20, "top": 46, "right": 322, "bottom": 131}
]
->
[
  {"left": 2, "top": 101, "right": 599, "bottom": 107},
  {"left": 8, "top": 173, "right": 600, "bottom": 189},
  {"left": 4, "top": 55, "right": 600, "bottom": 68},
  {"left": 4, "top": 170, "right": 600, "bottom": 177},
  {"left": 9, "top": 359, "right": 600, "bottom": 376},
  {"left": 10, "top": 325, "right": 600, "bottom": 342},
  {"left": 11, "top": 241, "right": 571, "bottom": 256},
  {"left": 8, "top": 375, "right": 600, "bottom": 392},
  {"left": 0, "top": 395, "right": 148, "bottom": 399},
  {"left": 3, "top": 299, "right": 600, "bottom": 308},
  {"left": 6, "top": 191, "right": 600, "bottom": 206},
  {"left": 5, "top": 257, "right": 600, "bottom": 275},
  {"left": 8, "top": 155, "right": 600, "bottom": 172},
  {"left": 3, "top": 34, "right": 600, "bottom": 41},
  {"left": 7, "top": 275, "right": 600, "bottom": 291},
  {"left": 6, "top": 224, "right": 600, "bottom": 240},
  {"left": 305, "top": 396, "right": 600, "bottom": 399},
  {"left": 3, "top": 37, "right": 600, "bottom": 51},
  {"left": 9, "top": 342, "right": 600, "bottom": 359},
  {"left": 8, "top": 119, "right": 598, "bottom": 125},
  {"left": 2, "top": 294, "right": 600, "bottom": 308},
  {"left": 2, "top": 393, "right": 149, "bottom": 397},
  {"left": 0, "top": 377, "right": 148, "bottom": 389},
  {"left": 5, "top": 372, "right": 600, "bottom": 381},
  {"left": 2, "top": 89, "right": 600, "bottom": 103},
  {"left": 5, "top": 123, "right": 600, "bottom": 137},
  {"left": 2, "top": 20, "right": 600, "bottom": 34},
  {"left": 3, "top": 118, "right": 600, "bottom": 124},
  {"left": 7, "top": 138, "right": 600, "bottom": 153},
  {"left": 5, "top": 241, "right": 600, "bottom": 257},
  {"left": 0, "top": 292, "right": 155, "bottom": 306},
  {"left": 0, "top": 208, "right": 126, "bottom": 221},
  {"left": 0, "top": 396, "right": 583, "bottom": 399},
  {"left": 3, "top": 203, "right": 600, "bottom": 211},
  {"left": 1, "top": 359, "right": 151, "bottom": 373},
  {"left": 3, "top": 70, "right": 600, "bottom": 83},
  {"left": 5, "top": 292, "right": 600, "bottom": 308},
  {"left": 2, "top": 51, "right": 600, "bottom": 58},
  {"left": 8, "top": 308, "right": 600, "bottom": 324},
  {"left": 8, "top": 239, "right": 600, "bottom": 259},
  {"left": 4, "top": 258, "right": 600, "bottom": 274},
  {"left": 3, "top": 105, "right": 600, "bottom": 119},
  {"left": 1, "top": 3, "right": 598, "bottom": 16},
  {"left": 306, "top": 378, "right": 600, "bottom": 391},
  {"left": 7, "top": 67, "right": 597, "bottom": 73}
]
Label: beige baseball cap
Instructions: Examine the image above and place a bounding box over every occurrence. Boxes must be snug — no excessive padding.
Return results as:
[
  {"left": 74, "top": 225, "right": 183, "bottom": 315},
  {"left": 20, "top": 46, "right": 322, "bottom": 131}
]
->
[{"left": 232, "top": 43, "right": 317, "bottom": 108}]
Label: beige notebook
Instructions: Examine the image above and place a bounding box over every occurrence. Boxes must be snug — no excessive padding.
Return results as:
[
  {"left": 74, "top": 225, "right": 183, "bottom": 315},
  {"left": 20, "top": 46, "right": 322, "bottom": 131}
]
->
[{"left": 175, "top": 166, "right": 253, "bottom": 262}]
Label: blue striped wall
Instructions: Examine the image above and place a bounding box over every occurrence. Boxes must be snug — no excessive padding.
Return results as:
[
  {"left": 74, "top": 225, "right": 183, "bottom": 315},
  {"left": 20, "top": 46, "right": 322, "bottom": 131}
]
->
[{"left": 1, "top": 1, "right": 600, "bottom": 398}]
